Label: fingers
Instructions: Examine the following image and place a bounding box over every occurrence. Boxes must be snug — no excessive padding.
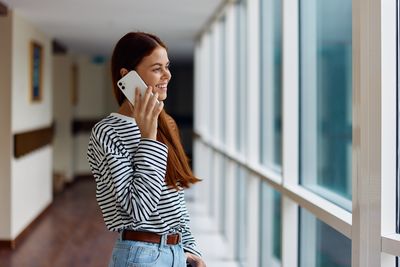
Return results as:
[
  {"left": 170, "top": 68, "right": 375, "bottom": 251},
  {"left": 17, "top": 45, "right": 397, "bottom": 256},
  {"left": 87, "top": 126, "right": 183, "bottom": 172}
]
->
[
  {"left": 153, "top": 100, "right": 164, "bottom": 118},
  {"left": 145, "top": 85, "right": 155, "bottom": 104},
  {"left": 133, "top": 88, "right": 139, "bottom": 109},
  {"left": 133, "top": 85, "right": 163, "bottom": 124},
  {"left": 136, "top": 86, "right": 162, "bottom": 117},
  {"left": 145, "top": 92, "right": 159, "bottom": 115}
]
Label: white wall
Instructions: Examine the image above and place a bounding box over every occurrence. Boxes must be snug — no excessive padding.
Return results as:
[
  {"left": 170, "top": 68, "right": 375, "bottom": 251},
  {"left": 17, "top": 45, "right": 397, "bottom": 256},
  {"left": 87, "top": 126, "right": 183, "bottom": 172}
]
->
[
  {"left": 74, "top": 57, "right": 108, "bottom": 175},
  {"left": 11, "top": 14, "right": 52, "bottom": 132},
  {"left": 10, "top": 11, "right": 53, "bottom": 238},
  {"left": 0, "top": 12, "right": 12, "bottom": 240},
  {"left": 0, "top": 11, "right": 116, "bottom": 241},
  {"left": 54, "top": 56, "right": 113, "bottom": 179},
  {"left": 74, "top": 57, "right": 107, "bottom": 118},
  {"left": 53, "top": 55, "right": 74, "bottom": 181}
]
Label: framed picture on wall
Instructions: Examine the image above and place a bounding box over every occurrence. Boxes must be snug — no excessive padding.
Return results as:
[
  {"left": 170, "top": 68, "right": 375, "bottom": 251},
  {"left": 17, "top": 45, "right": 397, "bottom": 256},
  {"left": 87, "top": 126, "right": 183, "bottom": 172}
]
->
[{"left": 30, "top": 41, "right": 43, "bottom": 102}]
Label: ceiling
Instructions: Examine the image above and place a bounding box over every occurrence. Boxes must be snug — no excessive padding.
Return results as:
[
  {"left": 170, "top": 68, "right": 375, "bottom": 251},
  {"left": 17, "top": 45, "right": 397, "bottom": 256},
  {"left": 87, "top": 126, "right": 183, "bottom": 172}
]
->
[{"left": 3, "top": 0, "right": 224, "bottom": 60}]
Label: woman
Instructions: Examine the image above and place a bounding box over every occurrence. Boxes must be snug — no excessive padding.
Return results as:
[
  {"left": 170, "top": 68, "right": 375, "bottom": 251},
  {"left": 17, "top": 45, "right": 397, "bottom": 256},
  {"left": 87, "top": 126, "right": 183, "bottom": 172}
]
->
[{"left": 87, "top": 32, "right": 206, "bottom": 267}]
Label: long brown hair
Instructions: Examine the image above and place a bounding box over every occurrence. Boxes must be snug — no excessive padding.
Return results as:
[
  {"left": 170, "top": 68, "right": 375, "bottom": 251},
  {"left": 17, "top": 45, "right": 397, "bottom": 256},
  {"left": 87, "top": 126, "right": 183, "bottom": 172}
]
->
[{"left": 111, "top": 32, "right": 200, "bottom": 189}]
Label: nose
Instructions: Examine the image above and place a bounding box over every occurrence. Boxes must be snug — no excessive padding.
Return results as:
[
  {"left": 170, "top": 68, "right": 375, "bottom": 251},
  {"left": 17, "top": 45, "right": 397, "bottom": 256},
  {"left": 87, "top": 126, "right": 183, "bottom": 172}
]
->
[{"left": 163, "top": 68, "right": 171, "bottom": 80}]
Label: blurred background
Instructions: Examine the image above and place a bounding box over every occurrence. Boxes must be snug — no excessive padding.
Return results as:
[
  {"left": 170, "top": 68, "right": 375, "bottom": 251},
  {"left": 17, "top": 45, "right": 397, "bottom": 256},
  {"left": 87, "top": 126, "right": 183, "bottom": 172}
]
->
[{"left": 0, "top": 0, "right": 399, "bottom": 266}]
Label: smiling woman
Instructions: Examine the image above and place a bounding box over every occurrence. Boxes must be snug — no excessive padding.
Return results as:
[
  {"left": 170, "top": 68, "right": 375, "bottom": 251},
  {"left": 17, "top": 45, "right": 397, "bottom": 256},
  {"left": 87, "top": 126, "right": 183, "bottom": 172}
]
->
[{"left": 87, "top": 32, "right": 206, "bottom": 267}]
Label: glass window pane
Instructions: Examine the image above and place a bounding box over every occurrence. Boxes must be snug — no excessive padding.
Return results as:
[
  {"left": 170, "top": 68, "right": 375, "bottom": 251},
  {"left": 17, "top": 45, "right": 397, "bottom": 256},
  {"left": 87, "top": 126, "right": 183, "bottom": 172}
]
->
[
  {"left": 236, "top": 166, "right": 247, "bottom": 265},
  {"left": 300, "top": 209, "right": 351, "bottom": 267},
  {"left": 220, "top": 157, "right": 227, "bottom": 237},
  {"left": 260, "top": 0, "right": 283, "bottom": 172},
  {"left": 236, "top": 2, "right": 247, "bottom": 152},
  {"left": 260, "top": 181, "right": 282, "bottom": 267},
  {"left": 208, "top": 150, "right": 215, "bottom": 216},
  {"left": 207, "top": 31, "right": 215, "bottom": 138},
  {"left": 299, "top": 0, "right": 352, "bottom": 209},
  {"left": 220, "top": 17, "right": 227, "bottom": 142}
]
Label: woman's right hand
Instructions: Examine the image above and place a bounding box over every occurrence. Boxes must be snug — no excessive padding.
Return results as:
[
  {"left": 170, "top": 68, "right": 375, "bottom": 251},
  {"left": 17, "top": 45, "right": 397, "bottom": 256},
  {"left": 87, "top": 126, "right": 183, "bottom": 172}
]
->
[{"left": 133, "top": 86, "right": 164, "bottom": 140}]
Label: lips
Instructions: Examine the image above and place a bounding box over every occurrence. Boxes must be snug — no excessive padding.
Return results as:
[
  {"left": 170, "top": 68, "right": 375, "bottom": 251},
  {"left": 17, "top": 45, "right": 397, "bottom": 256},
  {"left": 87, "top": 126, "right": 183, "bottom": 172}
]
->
[{"left": 156, "top": 84, "right": 168, "bottom": 90}]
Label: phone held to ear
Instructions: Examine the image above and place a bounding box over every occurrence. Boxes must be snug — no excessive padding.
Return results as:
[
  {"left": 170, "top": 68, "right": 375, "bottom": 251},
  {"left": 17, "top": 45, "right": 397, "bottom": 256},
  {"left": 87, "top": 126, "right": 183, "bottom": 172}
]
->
[{"left": 117, "top": 70, "right": 148, "bottom": 106}]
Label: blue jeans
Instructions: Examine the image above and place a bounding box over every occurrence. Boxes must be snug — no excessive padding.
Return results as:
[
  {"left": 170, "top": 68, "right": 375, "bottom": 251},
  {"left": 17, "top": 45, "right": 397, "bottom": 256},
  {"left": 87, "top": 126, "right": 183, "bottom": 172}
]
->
[{"left": 109, "top": 233, "right": 187, "bottom": 267}]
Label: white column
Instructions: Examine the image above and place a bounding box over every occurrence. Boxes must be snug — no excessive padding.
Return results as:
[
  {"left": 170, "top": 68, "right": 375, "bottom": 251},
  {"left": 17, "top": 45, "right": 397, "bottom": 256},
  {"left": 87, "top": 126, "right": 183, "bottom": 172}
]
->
[
  {"left": 352, "top": 0, "right": 382, "bottom": 265},
  {"left": 281, "top": 0, "right": 300, "bottom": 266},
  {"left": 212, "top": 22, "right": 222, "bottom": 145},
  {"left": 380, "top": 0, "right": 397, "bottom": 264}
]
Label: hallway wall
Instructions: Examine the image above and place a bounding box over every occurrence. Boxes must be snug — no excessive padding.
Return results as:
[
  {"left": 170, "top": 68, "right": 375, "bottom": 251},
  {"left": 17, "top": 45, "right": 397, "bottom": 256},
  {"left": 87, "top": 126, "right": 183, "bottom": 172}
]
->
[
  {"left": 0, "top": 12, "right": 12, "bottom": 240},
  {"left": 53, "top": 56, "right": 114, "bottom": 181},
  {"left": 7, "top": 11, "right": 53, "bottom": 239},
  {"left": 73, "top": 57, "right": 108, "bottom": 175},
  {"left": 53, "top": 55, "right": 74, "bottom": 182}
]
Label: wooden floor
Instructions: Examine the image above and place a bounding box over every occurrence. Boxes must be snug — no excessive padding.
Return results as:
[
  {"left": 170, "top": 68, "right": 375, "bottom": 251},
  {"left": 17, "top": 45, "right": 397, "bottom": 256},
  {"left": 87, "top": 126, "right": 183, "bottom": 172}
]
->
[
  {"left": 0, "top": 179, "right": 118, "bottom": 267},
  {"left": 0, "top": 178, "right": 240, "bottom": 267}
]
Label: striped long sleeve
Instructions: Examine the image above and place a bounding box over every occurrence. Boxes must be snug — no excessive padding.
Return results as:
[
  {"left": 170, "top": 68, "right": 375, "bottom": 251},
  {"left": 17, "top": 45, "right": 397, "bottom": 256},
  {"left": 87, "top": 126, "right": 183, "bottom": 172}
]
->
[
  {"left": 179, "top": 191, "right": 202, "bottom": 257},
  {"left": 86, "top": 113, "right": 201, "bottom": 256},
  {"left": 87, "top": 117, "right": 168, "bottom": 231}
]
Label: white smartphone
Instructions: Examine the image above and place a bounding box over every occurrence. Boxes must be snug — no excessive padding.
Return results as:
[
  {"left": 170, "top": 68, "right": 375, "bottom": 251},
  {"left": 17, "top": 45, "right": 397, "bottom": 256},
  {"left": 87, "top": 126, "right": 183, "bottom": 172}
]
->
[{"left": 117, "top": 70, "right": 148, "bottom": 105}]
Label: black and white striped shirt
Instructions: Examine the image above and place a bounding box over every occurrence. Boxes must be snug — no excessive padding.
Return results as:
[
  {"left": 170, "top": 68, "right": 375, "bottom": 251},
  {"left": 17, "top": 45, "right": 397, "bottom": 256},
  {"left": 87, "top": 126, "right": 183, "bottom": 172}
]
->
[{"left": 87, "top": 112, "right": 200, "bottom": 257}]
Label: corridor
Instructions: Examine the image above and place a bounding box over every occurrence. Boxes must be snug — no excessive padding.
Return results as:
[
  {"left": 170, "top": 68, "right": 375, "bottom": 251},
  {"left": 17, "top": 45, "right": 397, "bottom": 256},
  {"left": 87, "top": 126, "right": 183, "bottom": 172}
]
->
[
  {"left": 0, "top": 179, "right": 117, "bottom": 267},
  {"left": 0, "top": 179, "right": 236, "bottom": 267},
  {"left": 0, "top": 0, "right": 399, "bottom": 266}
]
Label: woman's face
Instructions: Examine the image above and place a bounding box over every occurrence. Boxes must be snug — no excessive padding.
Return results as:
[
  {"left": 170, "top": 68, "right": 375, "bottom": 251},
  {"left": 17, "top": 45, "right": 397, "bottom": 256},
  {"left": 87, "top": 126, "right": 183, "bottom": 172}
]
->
[{"left": 135, "top": 46, "right": 171, "bottom": 101}]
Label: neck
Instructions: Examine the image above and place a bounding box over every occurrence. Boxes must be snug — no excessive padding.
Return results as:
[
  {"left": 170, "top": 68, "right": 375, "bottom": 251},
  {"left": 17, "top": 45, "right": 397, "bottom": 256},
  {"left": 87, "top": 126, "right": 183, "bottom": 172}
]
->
[{"left": 117, "top": 100, "right": 134, "bottom": 118}]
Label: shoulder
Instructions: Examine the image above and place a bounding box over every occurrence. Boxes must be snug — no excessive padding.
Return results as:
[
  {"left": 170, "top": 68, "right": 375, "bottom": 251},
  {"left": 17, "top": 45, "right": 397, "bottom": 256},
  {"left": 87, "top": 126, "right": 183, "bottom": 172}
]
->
[
  {"left": 90, "top": 114, "right": 141, "bottom": 153},
  {"left": 91, "top": 116, "right": 117, "bottom": 140},
  {"left": 90, "top": 115, "right": 124, "bottom": 145},
  {"left": 92, "top": 114, "right": 137, "bottom": 138}
]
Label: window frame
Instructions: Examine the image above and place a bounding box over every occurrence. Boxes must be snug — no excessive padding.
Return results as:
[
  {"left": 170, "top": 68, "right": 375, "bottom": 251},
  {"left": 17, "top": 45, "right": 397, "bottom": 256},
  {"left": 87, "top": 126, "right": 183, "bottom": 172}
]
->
[{"left": 192, "top": 0, "right": 400, "bottom": 265}]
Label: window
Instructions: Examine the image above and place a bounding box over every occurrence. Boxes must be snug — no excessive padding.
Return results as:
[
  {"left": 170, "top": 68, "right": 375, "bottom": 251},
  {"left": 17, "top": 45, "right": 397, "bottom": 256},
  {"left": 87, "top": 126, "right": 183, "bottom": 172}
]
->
[
  {"left": 299, "top": 0, "right": 352, "bottom": 209},
  {"left": 259, "top": 181, "right": 281, "bottom": 267},
  {"left": 236, "top": 166, "right": 247, "bottom": 265},
  {"left": 208, "top": 30, "right": 215, "bottom": 138},
  {"left": 194, "top": 0, "right": 400, "bottom": 265},
  {"left": 235, "top": 1, "right": 247, "bottom": 152},
  {"left": 220, "top": 157, "right": 227, "bottom": 237},
  {"left": 260, "top": 0, "right": 282, "bottom": 172},
  {"left": 300, "top": 209, "right": 351, "bottom": 267},
  {"left": 220, "top": 17, "right": 227, "bottom": 142}
]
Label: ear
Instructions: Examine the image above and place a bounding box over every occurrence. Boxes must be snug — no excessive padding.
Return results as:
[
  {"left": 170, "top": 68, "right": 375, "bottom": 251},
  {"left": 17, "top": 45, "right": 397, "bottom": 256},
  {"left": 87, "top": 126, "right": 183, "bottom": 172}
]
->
[{"left": 120, "top": 68, "right": 129, "bottom": 77}]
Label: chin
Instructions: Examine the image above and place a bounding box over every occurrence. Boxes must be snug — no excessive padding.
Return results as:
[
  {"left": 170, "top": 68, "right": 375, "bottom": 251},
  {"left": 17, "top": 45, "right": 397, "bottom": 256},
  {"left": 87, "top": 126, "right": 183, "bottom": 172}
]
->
[{"left": 158, "top": 93, "right": 167, "bottom": 101}]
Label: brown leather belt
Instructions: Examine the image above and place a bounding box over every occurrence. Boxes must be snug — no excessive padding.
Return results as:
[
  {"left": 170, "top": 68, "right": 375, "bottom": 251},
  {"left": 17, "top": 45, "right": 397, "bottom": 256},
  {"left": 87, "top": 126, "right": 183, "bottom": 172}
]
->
[{"left": 122, "top": 230, "right": 180, "bottom": 245}]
